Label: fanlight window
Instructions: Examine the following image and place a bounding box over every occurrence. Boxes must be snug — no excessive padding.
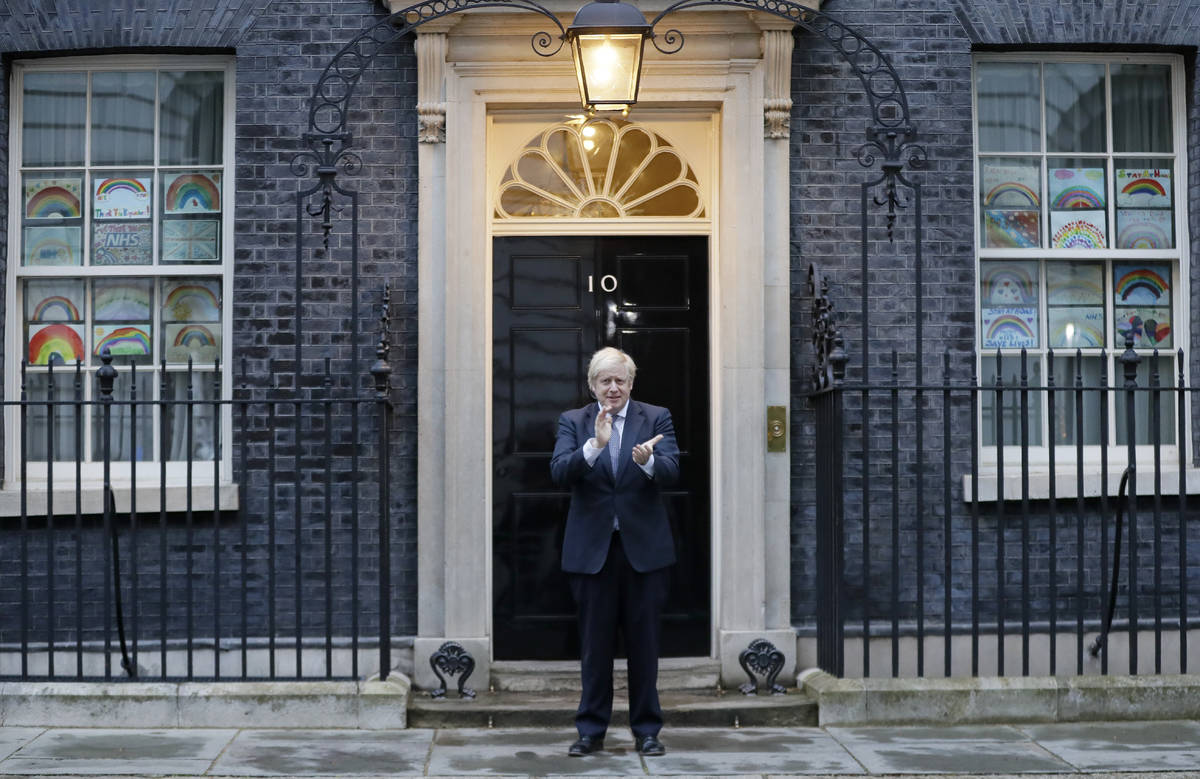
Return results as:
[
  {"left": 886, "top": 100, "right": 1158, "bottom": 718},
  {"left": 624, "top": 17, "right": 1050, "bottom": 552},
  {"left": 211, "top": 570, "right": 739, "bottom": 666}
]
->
[{"left": 495, "top": 118, "right": 705, "bottom": 219}]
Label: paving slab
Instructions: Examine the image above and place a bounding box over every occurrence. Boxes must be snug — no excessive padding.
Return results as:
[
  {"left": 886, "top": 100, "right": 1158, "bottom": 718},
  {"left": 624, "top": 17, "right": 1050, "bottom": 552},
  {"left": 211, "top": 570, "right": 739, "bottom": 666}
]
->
[
  {"left": 0, "top": 730, "right": 43, "bottom": 762},
  {"left": 642, "top": 728, "right": 864, "bottom": 775},
  {"left": 210, "top": 729, "right": 434, "bottom": 776},
  {"left": 428, "top": 728, "right": 645, "bottom": 775},
  {"left": 1019, "top": 719, "right": 1200, "bottom": 772},
  {"left": 826, "top": 725, "right": 1073, "bottom": 775},
  {"left": 0, "top": 727, "right": 236, "bottom": 775}
]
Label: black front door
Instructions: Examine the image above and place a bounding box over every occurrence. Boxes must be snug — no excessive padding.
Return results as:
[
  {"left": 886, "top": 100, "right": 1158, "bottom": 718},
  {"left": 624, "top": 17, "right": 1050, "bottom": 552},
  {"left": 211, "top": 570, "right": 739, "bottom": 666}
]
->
[{"left": 493, "top": 235, "right": 710, "bottom": 660}]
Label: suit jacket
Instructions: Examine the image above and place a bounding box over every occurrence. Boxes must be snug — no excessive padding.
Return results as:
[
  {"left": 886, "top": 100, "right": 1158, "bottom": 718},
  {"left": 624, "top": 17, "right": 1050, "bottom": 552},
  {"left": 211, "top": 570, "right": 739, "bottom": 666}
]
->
[{"left": 550, "top": 399, "right": 680, "bottom": 574}]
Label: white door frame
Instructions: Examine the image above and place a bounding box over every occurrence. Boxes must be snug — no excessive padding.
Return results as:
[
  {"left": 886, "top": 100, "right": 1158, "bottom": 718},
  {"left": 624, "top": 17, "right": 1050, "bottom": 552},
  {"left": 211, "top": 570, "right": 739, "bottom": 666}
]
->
[{"left": 408, "top": 7, "right": 798, "bottom": 689}]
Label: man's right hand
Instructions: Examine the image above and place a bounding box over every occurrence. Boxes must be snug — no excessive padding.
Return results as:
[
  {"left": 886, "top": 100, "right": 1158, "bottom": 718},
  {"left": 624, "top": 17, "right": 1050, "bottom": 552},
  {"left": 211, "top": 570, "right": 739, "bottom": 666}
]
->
[{"left": 593, "top": 406, "right": 613, "bottom": 448}]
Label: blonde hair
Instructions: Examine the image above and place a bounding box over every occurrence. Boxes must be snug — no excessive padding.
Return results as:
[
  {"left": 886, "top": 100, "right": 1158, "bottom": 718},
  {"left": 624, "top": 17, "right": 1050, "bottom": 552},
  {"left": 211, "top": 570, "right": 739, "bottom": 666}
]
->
[{"left": 587, "top": 347, "right": 636, "bottom": 394}]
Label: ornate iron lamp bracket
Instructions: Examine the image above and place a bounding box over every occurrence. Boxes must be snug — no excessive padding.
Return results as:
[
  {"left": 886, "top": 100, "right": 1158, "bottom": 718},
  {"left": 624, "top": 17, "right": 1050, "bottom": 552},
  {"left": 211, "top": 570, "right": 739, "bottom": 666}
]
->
[
  {"left": 806, "top": 264, "right": 847, "bottom": 395},
  {"left": 296, "top": 0, "right": 925, "bottom": 244}
]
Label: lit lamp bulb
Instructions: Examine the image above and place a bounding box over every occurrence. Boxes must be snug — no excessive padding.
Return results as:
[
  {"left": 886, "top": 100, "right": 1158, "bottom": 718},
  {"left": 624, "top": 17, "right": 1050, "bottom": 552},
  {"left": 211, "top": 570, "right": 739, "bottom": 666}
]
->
[{"left": 566, "top": 0, "right": 651, "bottom": 113}]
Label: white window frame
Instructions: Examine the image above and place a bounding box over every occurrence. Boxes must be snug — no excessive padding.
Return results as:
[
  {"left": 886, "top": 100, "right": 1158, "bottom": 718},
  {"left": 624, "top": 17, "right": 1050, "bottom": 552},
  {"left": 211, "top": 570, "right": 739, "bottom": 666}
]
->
[
  {"left": 969, "top": 52, "right": 1192, "bottom": 501},
  {"left": 4, "top": 54, "right": 237, "bottom": 506}
]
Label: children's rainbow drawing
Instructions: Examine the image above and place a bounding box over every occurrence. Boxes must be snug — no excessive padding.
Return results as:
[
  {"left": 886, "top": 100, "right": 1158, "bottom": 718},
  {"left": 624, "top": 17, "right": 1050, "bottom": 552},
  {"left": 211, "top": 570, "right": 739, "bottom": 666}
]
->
[
  {"left": 1046, "top": 262, "right": 1103, "bottom": 304},
  {"left": 23, "top": 226, "right": 81, "bottom": 266},
  {"left": 163, "top": 282, "right": 220, "bottom": 321},
  {"left": 1051, "top": 211, "right": 1106, "bottom": 249},
  {"left": 1116, "top": 209, "right": 1172, "bottom": 250},
  {"left": 94, "top": 281, "right": 152, "bottom": 321},
  {"left": 981, "top": 164, "right": 1040, "bottom": 208},
  {"left": 31, "top": 296, "right": 82, "bottom": 322},
  {"left": 93, "top": 176, "right": 151, "bottom": 219},
  {"left": 165, "top": 173, "right": 221, "bottom": 214},
  {"left": 1116, "top": 309, "right": 1171, "bottom": 348},
  {"left": 24, "top": 179, "right": 82, "bottom": 220},
  {"left": 1116, "top": 169, "right": 1171, "bottom": 207},
  {"left": 1048, "top": 308, "right": 1104, "bottom": 348},
  {"left": 1049, "top": 168, "right": 1105, "bottom": 210},
  {"left": 164, "top": 324, "right": 220, "bottom": 362},
  {"left": 983, "top": 210, "right": 1038, "bottom": 248},
  {"left": 982, "top": 306, "right": 1038, "bottom": 349},
  {"left": 94, "top": 325, "right": 151, "bottom": 357},
  {"left": 1113, "top": 264, "right": 1170, "bottom": 305},
  {"left": 28, "top": 324, "right": 84, "bottom": 365},
  {"left": 982, "top": 261, "right": 1038, "bottom": 305}
]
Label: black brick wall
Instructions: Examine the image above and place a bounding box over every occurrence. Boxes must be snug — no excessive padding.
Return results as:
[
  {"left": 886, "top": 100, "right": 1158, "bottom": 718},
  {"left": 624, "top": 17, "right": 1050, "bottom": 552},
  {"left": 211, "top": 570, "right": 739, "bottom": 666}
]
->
[
  {"left": 0, "top": 0, "right": 419, "bottom": 647},
  {"left": 790, "top": 0, "right": 1200, "bottom": 638}
]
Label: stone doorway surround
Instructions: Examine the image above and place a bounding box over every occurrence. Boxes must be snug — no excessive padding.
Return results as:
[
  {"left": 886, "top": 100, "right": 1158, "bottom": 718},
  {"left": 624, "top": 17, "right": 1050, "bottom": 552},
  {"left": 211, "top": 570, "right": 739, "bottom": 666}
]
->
[{"left": 385, "top": 0, "right": 814, "bottom": 690}]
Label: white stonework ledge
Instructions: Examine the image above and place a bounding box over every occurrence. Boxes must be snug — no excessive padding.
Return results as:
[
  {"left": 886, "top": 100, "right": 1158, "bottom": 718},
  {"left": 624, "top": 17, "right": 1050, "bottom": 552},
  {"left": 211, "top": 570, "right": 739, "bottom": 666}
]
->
[{"left": 0, "top": 676, "right": 411, "bottom": 728}]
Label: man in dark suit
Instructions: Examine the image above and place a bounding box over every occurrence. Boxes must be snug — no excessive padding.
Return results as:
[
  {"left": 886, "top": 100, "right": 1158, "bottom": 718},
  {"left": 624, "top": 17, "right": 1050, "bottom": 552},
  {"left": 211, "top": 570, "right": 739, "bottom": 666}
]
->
[{"left": 550, "top": 347, "right": 680, "bottom": 757}]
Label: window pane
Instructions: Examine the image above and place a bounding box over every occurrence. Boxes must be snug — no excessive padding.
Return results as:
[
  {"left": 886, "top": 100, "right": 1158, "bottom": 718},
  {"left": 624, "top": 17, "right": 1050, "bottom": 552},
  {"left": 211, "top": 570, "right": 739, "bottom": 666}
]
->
[
  {"left": 1044, "top": 63, "right": 1105, "bottom": 153},
  {"left": 1115, "top": 355, "right": 1176, "bottom": 445},
  {"left": 1048, "top": 159, "right": 1107, "bottom": 249},
  {"left": 91, "top": 71, "right": 156, "bottom": 166},
  {"left": 160, "top": 71, "right": 224, "bottom": 166},
  {"left": 162, "top": 278, "right": 222, "bottom": 364},
  {"left": 160, "top": 170, "right": 222, "bottom": 263},
  {"left": 24, "top": 370, "right": 82, "bottom": 462},
  {"left": 1113, "top": 261, "right": 1172, "bottom": 349},
  {"left": 976, "top": 62, "right": 1041, "bottom": 152},
  {"left": 980, "top": 260, "right": 1039, "bottom": 349},
  {"left": 1112, "top": 64, "right": 1172, "bottom": 153},
  {"left": 23, "top": 72, "right": 86, "bottom": 167},
  {"left": 1047, "top": 260, "right": 1104, "bottom": 348},
  {"left": 982, "top": 356, "right": 1043, "bottom": 446},
  {"left": 90, "top": 369, "right": 154, "bottom": 462},
  {"left": 980, "top": 158, "right": 1041, "bottom": 247},
  {"left": 1049, "top": 355, "right": 1103, "bottom": 446},
  {"left": 1115, "top": 158, "right": 1173, "bottom": 250},
  {"left": 164, "top": 371, "right": 220, "bottom": 462},
  {"left": 93, "top": 278, "right": 153, "bottom": 365}
]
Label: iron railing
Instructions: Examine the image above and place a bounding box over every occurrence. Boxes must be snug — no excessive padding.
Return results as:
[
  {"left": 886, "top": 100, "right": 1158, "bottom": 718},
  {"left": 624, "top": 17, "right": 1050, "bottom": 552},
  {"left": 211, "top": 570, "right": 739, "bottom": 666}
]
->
[
  {"left": 811, "top": 280, "right": 1196, "bottom": 677},
  {"left": 1, "top": 318, "right": 396, "bottom": 682}
]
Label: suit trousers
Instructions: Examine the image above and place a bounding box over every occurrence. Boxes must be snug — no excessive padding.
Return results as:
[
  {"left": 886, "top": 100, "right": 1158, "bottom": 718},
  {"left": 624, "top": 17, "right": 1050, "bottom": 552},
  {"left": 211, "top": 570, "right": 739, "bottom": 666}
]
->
[{"left": 568, "top": 530, "right": 671, "bottom": 740}]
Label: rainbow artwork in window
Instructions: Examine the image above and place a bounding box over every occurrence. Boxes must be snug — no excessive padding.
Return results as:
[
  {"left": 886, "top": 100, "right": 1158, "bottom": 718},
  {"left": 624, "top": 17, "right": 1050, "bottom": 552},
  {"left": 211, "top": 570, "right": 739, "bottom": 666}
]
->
[
  {"left": 983, "top": 210, "right": 1039, "bottom": 248},
  {"left": 93, "top": 177, "right": 151, "bottom": 219},
  {"left": 1115, "top": 309, "right": 1171, "bottom": 349},
  {"left": 162, "top": 280, "right": 220, "bottom": 322},
  {"left": 94, "top": 279, "right": 152, "bottom": 322},
  {"left": 1048, "top": 168, "right": 1105, "bottom": 209},
  {"left": 23, "top": 226, "right": 81, "bottom": 266},
  {"left": 93, "top": 324, "right": 152, "bottom": 358},
  {"left": 981, "top": 261, "right": 1039, "bottom": 306},
  {"left": 1051, "top": 210, "right": 1106, "bottom": 249},
  {"left": 26, "top": 281, "right": 83, "bottom": 323},
  {"left": 1115, "top": 169, "right": 1171, "bottom": 208},
  {"left": 1113, "top": 262, "right": 1170, "bottom": 306},
  {"left": 164, "top": 323, "right": 220, "bottom": 363},
  {"left": 28, "top": 323, "right": 85, "bottom": 365},
  {"left": 164, "top": 172, "right": 221, "bottom": 214},
  {"left": 25, "top": 178, "right": 82, "bottom": 220},
  {"left": 1117, "top": 210, "right": 1173, "bottom": 249},
  {"left": 981, "top": 164, "right": 1040, "bottom": 208},
  {"left": 982, "top": 307, "right": 1038, "bottom": 350}
]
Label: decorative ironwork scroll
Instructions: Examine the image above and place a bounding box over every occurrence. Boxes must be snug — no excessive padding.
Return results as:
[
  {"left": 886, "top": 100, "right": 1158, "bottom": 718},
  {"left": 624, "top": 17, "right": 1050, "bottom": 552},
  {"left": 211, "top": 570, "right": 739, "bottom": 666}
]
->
[
  {"left": 806, "top": 264, "right": 847, "bottom": 394},
  {"left": 737, "top": 637, "right": 786, "bottom": 695},
  {"left": 429, "top": 640, "right": 477, "bottom": 699}
]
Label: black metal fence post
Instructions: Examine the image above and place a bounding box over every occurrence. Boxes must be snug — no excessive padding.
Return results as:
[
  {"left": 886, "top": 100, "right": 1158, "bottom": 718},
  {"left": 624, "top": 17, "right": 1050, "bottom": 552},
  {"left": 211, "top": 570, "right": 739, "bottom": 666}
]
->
[
  {"left": 1121, "top": 336, "right": 1141, "bottom": 673},
  {"left": 98, "top": 349, "right": 116, "bottom": 679},
  {"left": 371, "top": 287, "right": 394, "bottom": 681}
]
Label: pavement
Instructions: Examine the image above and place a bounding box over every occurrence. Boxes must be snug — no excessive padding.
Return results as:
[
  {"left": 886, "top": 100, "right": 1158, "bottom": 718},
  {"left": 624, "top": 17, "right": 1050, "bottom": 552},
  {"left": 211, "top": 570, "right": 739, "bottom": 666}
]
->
[{"left": 2, "top": 721, "right": 1200, "bottom": 777}]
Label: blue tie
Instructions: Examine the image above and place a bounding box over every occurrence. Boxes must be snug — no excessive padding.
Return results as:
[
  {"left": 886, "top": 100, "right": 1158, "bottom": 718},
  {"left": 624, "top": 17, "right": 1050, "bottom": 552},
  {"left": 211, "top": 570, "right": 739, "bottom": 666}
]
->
[{"left": 609, "top": 415, "right": 622, "bottom": 473}]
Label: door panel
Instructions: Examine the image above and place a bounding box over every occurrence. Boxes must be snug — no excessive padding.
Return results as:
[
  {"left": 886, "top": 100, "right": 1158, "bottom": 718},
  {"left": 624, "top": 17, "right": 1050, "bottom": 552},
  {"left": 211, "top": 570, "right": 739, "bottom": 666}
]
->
[{"left": 493, "top": 235, "right": 709, "bottom": 660}]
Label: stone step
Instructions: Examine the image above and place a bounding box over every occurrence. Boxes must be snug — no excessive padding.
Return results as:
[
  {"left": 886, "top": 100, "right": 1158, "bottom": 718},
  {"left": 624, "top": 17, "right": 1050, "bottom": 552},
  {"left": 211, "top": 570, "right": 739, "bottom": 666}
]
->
[
  {"left": 407, "top": 688, "right": 817, "bottom": 729},
  {"left": 490, "top": 657, "right": 722, "bottom": 693}
]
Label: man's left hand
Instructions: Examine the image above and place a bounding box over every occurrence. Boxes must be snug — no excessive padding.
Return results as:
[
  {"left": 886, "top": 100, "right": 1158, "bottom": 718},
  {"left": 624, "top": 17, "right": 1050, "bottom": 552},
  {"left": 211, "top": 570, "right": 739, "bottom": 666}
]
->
[{"left": 632, "top": 434, "right": 664, "bottom": 466}]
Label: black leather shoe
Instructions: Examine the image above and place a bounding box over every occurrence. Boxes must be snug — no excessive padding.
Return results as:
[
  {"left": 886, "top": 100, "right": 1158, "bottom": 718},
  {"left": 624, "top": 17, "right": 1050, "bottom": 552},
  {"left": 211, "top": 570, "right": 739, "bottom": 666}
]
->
[
  {"left": 635, "top": 735, "right": 666, "bottom": 756},
  {"left": 568, "top": 735, "right": 604, "bottom": 756}
]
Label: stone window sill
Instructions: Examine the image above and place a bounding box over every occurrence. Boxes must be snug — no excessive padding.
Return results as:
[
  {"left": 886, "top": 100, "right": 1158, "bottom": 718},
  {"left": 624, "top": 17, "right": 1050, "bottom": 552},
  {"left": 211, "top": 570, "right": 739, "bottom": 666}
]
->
[
  {"left": 964, "top": 467, "right": 1200, "bottom": 503},
  {"left": 0, "top": 481, "right": 239, "bottom": 518}
]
